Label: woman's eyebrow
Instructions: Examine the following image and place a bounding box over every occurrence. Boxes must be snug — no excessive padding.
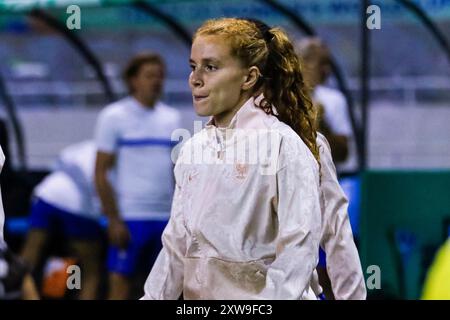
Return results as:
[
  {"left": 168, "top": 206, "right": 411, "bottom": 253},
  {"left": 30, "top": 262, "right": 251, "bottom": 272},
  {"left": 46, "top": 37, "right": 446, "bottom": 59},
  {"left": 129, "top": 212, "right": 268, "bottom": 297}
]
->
[
  {"left": 202, "top": 58, "right": 220, "bottom": 64},
  {"left": 189, "top": 58, "right": 221, "bottom": 64}
]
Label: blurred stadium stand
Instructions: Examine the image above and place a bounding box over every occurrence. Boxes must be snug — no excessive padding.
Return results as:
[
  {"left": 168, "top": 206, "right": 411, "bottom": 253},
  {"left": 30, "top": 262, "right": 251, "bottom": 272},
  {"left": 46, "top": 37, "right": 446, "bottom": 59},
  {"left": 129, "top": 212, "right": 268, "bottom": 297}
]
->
[{"left": 1, "top": 0, "right": 448, "bottom": 169}]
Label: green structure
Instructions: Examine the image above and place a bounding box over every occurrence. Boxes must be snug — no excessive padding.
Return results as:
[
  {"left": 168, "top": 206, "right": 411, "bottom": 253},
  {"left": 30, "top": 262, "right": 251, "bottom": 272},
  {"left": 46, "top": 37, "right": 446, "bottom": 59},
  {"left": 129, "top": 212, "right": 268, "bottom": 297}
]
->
[{"left": 360, "top": 170, "right": 450, "bottom": 299}]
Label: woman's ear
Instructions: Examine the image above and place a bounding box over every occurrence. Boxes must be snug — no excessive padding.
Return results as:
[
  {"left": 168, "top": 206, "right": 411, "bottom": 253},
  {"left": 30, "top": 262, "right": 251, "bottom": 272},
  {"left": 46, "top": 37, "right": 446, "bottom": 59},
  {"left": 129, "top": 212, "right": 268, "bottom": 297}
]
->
[{"left": 242, "top": 66, "right": 260, "bottom": 91}]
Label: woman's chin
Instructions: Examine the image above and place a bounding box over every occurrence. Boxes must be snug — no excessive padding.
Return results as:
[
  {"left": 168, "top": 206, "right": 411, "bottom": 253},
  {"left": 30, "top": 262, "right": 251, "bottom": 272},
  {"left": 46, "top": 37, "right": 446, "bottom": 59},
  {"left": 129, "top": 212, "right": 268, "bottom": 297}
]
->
[{"left": 194, "top": 104, "right": 211, "bottom": 117}]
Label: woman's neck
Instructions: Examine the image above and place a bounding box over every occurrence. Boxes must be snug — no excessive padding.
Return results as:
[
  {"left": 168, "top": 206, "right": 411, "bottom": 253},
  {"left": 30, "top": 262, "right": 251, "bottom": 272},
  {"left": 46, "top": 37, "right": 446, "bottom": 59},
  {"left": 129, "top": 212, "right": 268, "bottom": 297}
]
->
[{"left": 213, "top": 93, "right": 253, "bottom": 128}]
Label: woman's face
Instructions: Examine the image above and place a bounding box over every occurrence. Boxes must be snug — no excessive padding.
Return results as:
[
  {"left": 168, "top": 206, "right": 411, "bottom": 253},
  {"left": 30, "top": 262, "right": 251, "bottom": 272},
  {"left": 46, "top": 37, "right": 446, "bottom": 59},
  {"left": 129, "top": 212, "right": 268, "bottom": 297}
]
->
[{"left": 189, "top": 35, "right": 251, "bottom": 127}]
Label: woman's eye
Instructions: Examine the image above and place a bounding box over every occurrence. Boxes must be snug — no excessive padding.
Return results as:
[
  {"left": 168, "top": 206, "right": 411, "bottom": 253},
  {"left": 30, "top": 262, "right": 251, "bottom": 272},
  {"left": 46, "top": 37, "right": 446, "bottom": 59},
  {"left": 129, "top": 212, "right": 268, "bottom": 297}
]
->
[
  {"left": 205, "top": 65, "right": 217, "bottom": 71},
  {"left": 190, "top": 64, "right": 196, "bottom": 71}
]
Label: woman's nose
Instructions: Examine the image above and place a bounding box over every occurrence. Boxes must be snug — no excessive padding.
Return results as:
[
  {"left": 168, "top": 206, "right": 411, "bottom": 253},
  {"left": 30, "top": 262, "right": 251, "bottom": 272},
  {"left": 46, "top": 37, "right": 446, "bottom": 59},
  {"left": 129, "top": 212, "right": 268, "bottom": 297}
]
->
[{"left": 189, "top": 72, "right": 203, "bottom": 88}]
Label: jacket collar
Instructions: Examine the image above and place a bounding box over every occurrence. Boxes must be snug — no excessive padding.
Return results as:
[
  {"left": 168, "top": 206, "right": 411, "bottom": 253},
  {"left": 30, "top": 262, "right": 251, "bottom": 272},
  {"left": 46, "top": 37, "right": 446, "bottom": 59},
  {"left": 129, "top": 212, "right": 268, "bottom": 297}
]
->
[{"left": 205, "top": 94, "right": 274, "bottom": 131}]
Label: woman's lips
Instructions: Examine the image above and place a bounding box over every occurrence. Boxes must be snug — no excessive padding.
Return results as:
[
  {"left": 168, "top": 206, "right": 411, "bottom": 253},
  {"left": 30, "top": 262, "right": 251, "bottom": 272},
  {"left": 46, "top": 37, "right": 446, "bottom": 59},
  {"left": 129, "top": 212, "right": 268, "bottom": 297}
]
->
[{"left": 193, "top": 95, "right": 208, "bottom": 102}]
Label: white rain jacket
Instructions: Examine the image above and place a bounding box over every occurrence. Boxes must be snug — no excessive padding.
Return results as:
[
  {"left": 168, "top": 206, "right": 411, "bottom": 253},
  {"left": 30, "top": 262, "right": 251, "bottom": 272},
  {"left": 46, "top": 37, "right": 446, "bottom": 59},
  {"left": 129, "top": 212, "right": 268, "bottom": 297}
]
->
[
  {"left": 312, "top": 133, "right": 366, "bottom": 299},
  {"left": 142, "top": 96, "right": 322, "bottom": 300}
]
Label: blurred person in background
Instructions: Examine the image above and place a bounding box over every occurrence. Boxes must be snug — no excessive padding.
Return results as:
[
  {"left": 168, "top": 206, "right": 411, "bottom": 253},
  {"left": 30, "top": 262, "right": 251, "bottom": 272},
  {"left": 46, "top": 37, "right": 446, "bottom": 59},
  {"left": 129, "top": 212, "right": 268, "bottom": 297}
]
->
[
  {"left": 295, "top": 37, "right": 357, "bottom": 174},
  {"left": 1, "top": 145, "right": 39, "bottom": 300},
  {"left": 0, "top": 117, "right": 35, "bottom": 224},
  {"left": 422, "top": 232, "right": 450, "bottom": 300},
  {"left": 94, "top": 53, "right": 181, "bottom": 300},
  {"left": 296, "top": 37, "right": 361, "bottom": 299},
  {"left": 20, "top": 140, "right": 102, "bottom": 300},
  {"left": 0, "top": 118, "right": 14, "bottom": 196}
]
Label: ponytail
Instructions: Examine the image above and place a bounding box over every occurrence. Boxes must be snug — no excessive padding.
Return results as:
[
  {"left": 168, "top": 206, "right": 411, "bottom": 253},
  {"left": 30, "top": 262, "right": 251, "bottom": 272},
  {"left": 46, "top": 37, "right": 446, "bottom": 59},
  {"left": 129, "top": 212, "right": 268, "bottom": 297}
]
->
[{"left": 259, "top": 28, "right": 320, "bottom": 165}]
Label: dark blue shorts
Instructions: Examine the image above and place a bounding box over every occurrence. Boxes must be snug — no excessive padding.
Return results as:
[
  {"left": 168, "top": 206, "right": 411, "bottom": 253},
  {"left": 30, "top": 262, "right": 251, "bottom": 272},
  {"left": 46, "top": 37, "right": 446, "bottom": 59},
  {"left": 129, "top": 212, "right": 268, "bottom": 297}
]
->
[
  {"left": 107, "top": 219, "right": 168, "bottom": 277},
  {"left": 318, "top": 247, "right": 327, "bottom": 268},
  {"left": 29, "top": 198, "right": 103, "bottom": 240}
]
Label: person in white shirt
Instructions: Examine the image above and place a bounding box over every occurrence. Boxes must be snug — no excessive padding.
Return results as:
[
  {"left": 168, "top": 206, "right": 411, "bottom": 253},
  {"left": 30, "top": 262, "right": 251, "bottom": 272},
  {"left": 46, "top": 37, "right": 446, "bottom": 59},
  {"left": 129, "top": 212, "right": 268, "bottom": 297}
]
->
[
  {"left": 296, "top": 37, "right": 358, "bottom": 174},
  {"left": 95, "top": 53, "right": 181, "bottom": 299},
  {"left": 296, "top": 37, "right": 362, "bottom": 298},
  {"left": 1, "top": 146, "right": 39, "bottom": 300},
  {"left": 0, "top": 147, "right": 5, "bottom": 250},
  {"left": 20, "top": 141, "right": 102, "bottom": 300},
  {"left": 142, "top": 18, "right": 322, "bottom": 300}
]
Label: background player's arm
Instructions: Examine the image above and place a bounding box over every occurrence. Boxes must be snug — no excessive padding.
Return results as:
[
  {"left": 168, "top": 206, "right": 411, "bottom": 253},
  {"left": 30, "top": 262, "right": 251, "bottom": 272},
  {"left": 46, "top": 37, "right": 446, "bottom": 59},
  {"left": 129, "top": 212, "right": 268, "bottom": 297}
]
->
[
  {"left": 316, "top": 102, "right": 349, "bottom": 163},
  {"left": 94, "top": 151, "right": 130, "bottom": 248},
  {"left": 319, "top": 120, "right": 349, "bottom": 163}
]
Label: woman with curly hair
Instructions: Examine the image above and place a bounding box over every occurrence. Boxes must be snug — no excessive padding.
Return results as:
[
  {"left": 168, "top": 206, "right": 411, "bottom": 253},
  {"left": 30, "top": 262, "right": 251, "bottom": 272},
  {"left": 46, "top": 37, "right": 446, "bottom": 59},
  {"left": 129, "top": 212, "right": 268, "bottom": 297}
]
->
[{"left": 142, "top": 17, "right": 321, "bottom": 300}]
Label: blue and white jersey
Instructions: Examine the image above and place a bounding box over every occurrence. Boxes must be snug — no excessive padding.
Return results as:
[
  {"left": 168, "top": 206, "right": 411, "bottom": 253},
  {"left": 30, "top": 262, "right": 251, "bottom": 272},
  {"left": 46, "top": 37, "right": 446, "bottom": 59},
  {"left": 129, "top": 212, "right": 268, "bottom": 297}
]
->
[
  {"left": 34, "top": 140, "right": 101, "bottom": 219},
  {"left": 95, "top": 96, "right": 181, "bottom": 220}
]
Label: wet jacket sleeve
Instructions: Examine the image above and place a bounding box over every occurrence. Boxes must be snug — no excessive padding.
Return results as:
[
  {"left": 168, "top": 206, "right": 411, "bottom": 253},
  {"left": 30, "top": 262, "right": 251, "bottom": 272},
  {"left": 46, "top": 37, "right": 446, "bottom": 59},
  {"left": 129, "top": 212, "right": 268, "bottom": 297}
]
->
[
  {"left": 318, "top": 135, "right": 366, "bottom": 300},
  {"left": 141, "top": 182, "right": 186, "bottom": 300},
  {"left": 260, "top": 137, "right": 322, "bottom": 299}
]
